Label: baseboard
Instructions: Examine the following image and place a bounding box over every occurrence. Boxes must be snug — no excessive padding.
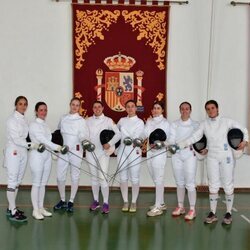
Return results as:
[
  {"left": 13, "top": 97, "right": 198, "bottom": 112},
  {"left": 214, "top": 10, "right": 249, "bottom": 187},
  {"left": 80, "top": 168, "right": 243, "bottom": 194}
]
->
[{"left": 1, "top": 184, "right": 250, "bottom": 193}]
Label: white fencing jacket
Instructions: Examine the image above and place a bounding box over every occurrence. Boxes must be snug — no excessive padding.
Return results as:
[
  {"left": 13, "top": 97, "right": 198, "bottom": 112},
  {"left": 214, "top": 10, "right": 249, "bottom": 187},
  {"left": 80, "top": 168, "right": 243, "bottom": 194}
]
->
[
  {"left": 29, "top": 118, "right": 59, "bottom": 151},
  {"left": 169, "top": 118, "right": 199, "bottom": 157},
  {"left": 117, "top": 115, "right": 144, "bottom": 154},
  {"left": 144, "top": 115, "right": 170, "bottom": 151},
  {"left": 184, "top": 116, "right": 249, "bottom": 159},
  {"left": 58, "top": 113, "right": 88, "bottom": 150},
  {"left": 5, "top": 111, "right": 29, "bottom": 149},
  {"left": 86, "top": 114, "right": 121, "bottom": 154}
]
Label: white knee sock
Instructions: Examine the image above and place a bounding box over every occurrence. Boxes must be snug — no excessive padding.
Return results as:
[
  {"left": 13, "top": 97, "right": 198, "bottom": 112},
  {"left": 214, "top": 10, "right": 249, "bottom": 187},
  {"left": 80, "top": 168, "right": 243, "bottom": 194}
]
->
[
  {"left": 15, "top": 188, "right": 19, "bottom": 199},
  {"left": 39, "top": 186, "right": 46, "bottom": 209},
  {"left": 225, "top": 194, "right": 234, "bottom": 214},
  {"left": 131, "top": 183, "right": 140, "bottom": 204},
  {"left": 120, "top": 182, "right": 128, "bottom": 203},
  {"left": 209, "top": 193, "right": 218, "bottom": 214},
  {"left": 7, "top": 189, "right": 16, "bottom": 214},
  {"left": 31, "top": 186, "right": 39, "bottom": 210},
  {"left": 57, "top": 180, "right": 66, "bottom": 201},
  {"left": 155, "top": 184, "right": 164, "bottom": 207},
  {"left": 160, "top": 184, "right": 165, "bottom": 205},
  {"left": 177, "top": 187, "right": 185, "bottom": 208},
  {"left": 92, "top": 184, "right": 100, "bottom": 201},
  {"left": 69, "top": 181, "right": 79, "bottom": 203},
  {"left": 188, "top": 190, "right": 196, "bottom": 210},
  {"left": 101, "top": 186, "right": 109, "bottom": 204}
]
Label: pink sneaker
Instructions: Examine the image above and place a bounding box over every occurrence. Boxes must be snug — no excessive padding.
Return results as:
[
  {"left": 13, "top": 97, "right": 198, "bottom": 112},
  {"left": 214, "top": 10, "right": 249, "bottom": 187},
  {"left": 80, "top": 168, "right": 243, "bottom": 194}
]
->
[
  {"left": 184, "top": 210, "right": 196, "bottom": 220},
  {"left": 172, "top": 207, "right": 185, "bottom": 216}
]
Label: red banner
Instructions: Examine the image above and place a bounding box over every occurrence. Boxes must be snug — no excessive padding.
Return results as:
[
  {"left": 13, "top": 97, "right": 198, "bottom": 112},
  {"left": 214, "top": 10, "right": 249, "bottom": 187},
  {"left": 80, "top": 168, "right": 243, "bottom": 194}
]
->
[{"left": 72, "top": 2, "right": 170, "bottom": 122}]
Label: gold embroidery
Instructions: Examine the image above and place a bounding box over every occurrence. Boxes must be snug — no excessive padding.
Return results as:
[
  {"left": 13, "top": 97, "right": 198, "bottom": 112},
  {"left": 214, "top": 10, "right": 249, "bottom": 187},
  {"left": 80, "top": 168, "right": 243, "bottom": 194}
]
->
[
  {"left": 74, "top": 92, "right": 88, "bottom": 117},
  {"left": 75, "top": 10, "right": 121, "bottom": 69},
  {"left": 122, "top": 10, "right": 167, "bottom": 70},
  {"left": 156, "top": 92, "right": 164, "bottom": 101}
]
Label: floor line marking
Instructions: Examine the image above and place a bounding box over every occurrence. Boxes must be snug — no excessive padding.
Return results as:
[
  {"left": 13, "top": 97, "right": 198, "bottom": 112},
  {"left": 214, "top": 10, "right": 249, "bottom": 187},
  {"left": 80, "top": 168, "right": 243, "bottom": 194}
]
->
[
  {"left": 222, "top": 200, "right": 238, "bottom": 212},
  {"left": 241, "top": 214, "right": 250, "bottom": 224}
]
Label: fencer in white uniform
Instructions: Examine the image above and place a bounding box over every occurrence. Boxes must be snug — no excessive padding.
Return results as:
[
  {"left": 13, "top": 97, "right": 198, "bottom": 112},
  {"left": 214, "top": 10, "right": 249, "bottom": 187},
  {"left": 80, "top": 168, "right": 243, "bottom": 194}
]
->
[
  {"left": 169, "top": 102, "right": 200, "bottom": 220},
  {"left": 29, "top": 102, "right": 62, "bottom": 220},
  {"left": 117, "top": 100, "right": 144, "bottom": 213},
  {"left": 178, "top": 100, "right": 249, "bottom": 225},
  {"left": 144, "top": 101, "right": 170, "bottom": 217},
  {"left": 86, "top": 101, "right": 121, "bottom": 214},
  {"left": 54, "top": 97, "right": 88, "bottom": 212},
  {"left": 5, "top": 96, "right": 35, "bottom": 222}
]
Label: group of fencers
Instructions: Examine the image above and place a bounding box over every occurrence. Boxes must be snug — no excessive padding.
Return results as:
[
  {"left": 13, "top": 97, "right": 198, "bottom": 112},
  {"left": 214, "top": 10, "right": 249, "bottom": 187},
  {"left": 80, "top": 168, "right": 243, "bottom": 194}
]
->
[{"left": 3, "top": 96, "right": 248, "bottom": 225}]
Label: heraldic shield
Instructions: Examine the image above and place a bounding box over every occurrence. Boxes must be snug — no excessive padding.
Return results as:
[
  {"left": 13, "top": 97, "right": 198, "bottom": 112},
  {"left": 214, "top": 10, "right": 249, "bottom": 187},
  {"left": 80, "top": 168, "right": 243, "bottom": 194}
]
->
[
  {"left": 105, "top": 72, "right": 134, "bottom": 112},
  {"left": 95, "top": 52, "right": 145, "bottom": 113}
]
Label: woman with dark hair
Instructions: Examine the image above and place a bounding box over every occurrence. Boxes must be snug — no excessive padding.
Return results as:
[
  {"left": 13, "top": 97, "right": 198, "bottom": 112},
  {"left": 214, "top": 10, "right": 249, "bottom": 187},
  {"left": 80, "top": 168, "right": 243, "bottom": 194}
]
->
[
  {"left": 117, "top": 100, "right": 144, "bottom": 213},
  {"left": 54, "top": 97, "right": 88, "bottom": 213},
  {"left": 144, "top": 101, "right": 170, "bottom": 217},
  {"left": 169, "top": 102, "right": 200, "bottom": 221},
  {"left": 29, "top": 102, "right": 62, "bottom": 220},
  {"left": 178, "top": 100, "right": 249, "bottom": 225},
  {"left": 5, "top": 96, "right": 35, "bottom": 222}
]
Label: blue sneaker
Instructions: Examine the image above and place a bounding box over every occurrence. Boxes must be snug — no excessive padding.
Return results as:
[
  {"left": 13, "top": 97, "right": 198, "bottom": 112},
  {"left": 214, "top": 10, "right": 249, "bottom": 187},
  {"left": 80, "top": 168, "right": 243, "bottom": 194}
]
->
[
  {"left": 90, "top": 200, "right": 100, "bottom": 211},
  {"left": 66, "top": 202, "right": 74, "bottom": 213},
  {"left": 102, "top": 203, "right": 109, "bottom": 214},
  {"left": 53, "top": 200, "right": 67, "bottom": 211}
]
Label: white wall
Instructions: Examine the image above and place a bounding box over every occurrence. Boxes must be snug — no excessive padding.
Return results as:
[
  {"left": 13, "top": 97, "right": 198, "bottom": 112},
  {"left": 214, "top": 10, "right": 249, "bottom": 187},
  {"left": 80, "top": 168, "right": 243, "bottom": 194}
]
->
[{"left": 0, "top": 0, "right": 249, "bottom": 187}]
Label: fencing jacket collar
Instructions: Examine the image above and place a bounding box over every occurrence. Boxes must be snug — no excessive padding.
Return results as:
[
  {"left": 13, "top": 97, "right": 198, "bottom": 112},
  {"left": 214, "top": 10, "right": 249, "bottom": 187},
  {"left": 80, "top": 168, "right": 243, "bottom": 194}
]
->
[
  {"left": 152, "top": 114, "right": 163, "bottom": 122},
  {"left": 93, "top": 113, "right": 104, "bottom": 119},
  {"left": 14, "top": 110, "right": 25, "bottom": 119},
  {"left": 36, "top": 117, "right": 45, "bottom": 124},
  {"left": 127, "top": 115, "right": 138, "bottom": 120}
]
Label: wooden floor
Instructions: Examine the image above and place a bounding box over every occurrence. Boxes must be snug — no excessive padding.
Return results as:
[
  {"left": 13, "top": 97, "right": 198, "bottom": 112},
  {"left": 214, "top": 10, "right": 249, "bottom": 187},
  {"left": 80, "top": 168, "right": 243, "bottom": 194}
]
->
[{"left": 0, "top": 189, "right": 250, "bottom": 250}]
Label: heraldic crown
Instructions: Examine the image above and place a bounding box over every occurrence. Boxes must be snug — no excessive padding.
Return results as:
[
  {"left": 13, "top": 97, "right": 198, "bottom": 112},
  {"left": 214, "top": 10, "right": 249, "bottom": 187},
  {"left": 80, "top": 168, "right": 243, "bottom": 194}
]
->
[{"left": 104, "top": 52, "right": 136, "bottom": 72}]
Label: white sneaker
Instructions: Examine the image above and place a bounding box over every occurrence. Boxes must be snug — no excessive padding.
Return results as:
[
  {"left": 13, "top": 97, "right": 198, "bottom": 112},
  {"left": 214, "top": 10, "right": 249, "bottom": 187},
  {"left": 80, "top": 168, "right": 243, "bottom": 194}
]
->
[
  {"left": 147, "top": 207, "right": 163, "bottom": 217},
  {"left": 149, "top": 204, "right": 167, "bottom": 211},
  {"left": 184, "top": 210, "right": 196, "bottom": 220},
  {"left": 172, "top": 207, "right": 185, "bottom": 216},
  {"left": 32, "top": 210, "right": 44, "bottom": 220},
  {"left": 40, "top": 208, "right": 52, "bottom": 217}
]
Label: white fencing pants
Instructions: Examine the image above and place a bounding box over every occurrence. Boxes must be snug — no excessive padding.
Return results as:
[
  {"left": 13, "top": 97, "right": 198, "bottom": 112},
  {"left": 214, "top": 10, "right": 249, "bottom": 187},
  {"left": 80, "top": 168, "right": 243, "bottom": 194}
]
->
[{"left": 206, "top": 154, "right": 235, "bottom": 195}]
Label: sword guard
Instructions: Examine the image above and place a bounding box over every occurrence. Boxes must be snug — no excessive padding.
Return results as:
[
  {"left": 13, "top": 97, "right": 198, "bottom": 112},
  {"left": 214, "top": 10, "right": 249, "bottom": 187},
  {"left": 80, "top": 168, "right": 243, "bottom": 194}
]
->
[
  {"left": 154, "top": 140, "right": 165, "bottom": 150},
  {"left": 133, "top": 138, "right": 143, "bottom": 147},
  {"left": 37, "top": 143, "right": 46, "bottom": 153},
  {"left": 86, "top": 143, "right": 95, "bottom": 152},
  {"left": 123, "top": 137, "right": 133, "bottom": 146},
  {"left": 82, "top": 140, "right": 91, "bottom": 150},
  {"left": 61, "top": 145, "right": 69, "bottom": 155},
  {"left": 168, "top": 144, "right": 179, "bottom": 154}
]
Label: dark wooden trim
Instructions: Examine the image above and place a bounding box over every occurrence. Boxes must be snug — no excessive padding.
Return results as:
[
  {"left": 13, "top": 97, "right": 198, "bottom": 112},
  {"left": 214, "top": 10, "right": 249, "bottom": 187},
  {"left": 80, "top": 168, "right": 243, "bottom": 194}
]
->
[
  {"left": 231, "top": 1, "right": 250, "bottom": 6},
  {"left": 1, "top": 184, "right": 250, "bottom": 193}
]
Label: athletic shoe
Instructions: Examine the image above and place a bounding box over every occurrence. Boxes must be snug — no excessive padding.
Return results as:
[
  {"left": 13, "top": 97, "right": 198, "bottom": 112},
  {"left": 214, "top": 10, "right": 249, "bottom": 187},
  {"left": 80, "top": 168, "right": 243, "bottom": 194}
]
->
[
  {"left": 53, "top": 200, "right": 67, "bottom": 211},
  {"left": 6, "top": 208, "right": 24, "bottom": 216},
  {"left": 122, "top": 202, "right": 129, "bottom": 212},
  {"left": 102, "top": 203, "right": 110, "bottom": 214},
  {"left": 172, "top": 207, "right": 185, "bottom": 216},
  {"left": 222, "top": 212, "right": 232, "bottom": 225},
  {"left": 9, "top": 210, "right": 28, "bottom": 222},
  {"left": 40, "top": 208, "right": 52, "bottom": 217},
  {"left": 204, "top": 212, "right": 218, "bottom": 224},
  {"left": 32, "top": 210, "right": 44, "bottom": 220},
  {"left": 184, "top": 210, "right": 196, "bottom": 220},
  {"left": 149, "top": 204, "right": 167, "bottom": 211},
  {"left": 66, "top": 202, "right": 74, "bottom": 213},
  {"left": 90, "top": 200, "right": 100, "bottom": 211},
  {"left": 147, "top": 207, "right": 163, "bottom": 217},
  {"left": 129, "top": 203, "right": 137, "bottom": 213}
]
